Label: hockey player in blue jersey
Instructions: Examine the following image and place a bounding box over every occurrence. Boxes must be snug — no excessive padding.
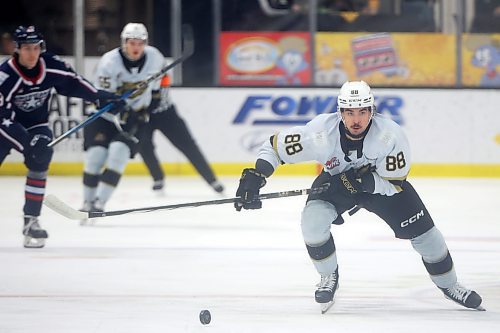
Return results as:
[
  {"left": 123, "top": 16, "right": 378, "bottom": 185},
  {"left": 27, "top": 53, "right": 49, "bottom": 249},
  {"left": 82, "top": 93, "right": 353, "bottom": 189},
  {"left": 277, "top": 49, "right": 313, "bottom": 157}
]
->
[{"left": 0, "top": 26, "right": 122, "bottom": 248}]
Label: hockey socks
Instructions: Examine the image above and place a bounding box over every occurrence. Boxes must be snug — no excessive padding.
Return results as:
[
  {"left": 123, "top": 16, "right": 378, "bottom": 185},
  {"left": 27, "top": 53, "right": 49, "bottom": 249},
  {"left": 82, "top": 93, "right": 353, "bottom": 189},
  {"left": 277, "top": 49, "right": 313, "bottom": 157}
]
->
[{"left": 23, "top": 170, "right": 47, "bottom": 216}]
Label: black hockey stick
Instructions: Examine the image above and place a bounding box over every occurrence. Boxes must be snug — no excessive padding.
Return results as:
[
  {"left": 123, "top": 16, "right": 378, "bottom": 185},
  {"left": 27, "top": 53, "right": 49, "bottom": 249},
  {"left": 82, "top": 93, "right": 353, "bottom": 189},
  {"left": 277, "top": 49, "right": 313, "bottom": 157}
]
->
[
  {"left": 43, "top": 184, "right": 330, "bottom": 220},
  {"left": 48, "top": 25, "right": 195, "bottom": 147}
]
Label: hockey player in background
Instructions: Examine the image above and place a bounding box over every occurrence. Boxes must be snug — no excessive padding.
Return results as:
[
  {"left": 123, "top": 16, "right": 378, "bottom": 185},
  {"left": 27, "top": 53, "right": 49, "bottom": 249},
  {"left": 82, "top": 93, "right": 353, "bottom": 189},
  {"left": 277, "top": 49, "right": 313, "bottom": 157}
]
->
[
  {"left": 234, "top": 81, "right": 484, "bottom": 313},
  {"left": 81, "top": 23, "right": 165, "bottom": 212},
  {"left": 0, "top": 26, "right": 122, "bottom": 248},
  {"left": 137, "top": 74, "right": 224, "bottom": 194}
]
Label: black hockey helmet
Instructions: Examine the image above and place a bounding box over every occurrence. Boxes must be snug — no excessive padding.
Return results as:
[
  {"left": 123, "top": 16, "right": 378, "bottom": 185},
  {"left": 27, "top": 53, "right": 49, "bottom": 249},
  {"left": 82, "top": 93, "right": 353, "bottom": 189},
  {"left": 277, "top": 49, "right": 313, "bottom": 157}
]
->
[{"left": 14, "top": 25, "right": 46, "bottom": 52}]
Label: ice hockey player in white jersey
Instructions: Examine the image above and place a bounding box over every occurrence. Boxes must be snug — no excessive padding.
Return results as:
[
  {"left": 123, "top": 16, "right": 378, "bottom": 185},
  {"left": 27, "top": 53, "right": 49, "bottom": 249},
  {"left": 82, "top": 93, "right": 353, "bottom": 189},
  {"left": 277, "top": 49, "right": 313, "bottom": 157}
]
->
[
  {"left": 81, "top": 23, "right": 165, "bottom": 212},
  {"left": 234, "top": 81, "right": 484, "bottom": 313}
]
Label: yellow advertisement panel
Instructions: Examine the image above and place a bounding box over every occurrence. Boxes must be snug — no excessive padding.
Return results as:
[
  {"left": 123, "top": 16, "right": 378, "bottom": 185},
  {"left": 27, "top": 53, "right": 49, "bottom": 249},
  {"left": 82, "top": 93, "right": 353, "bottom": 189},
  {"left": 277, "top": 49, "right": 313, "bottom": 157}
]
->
[
  {"left": 315, "top": 32, "right": 456, "bottom": 86},
  {"left": 462, "top": 33, "right": 500, "bottom": 87}
]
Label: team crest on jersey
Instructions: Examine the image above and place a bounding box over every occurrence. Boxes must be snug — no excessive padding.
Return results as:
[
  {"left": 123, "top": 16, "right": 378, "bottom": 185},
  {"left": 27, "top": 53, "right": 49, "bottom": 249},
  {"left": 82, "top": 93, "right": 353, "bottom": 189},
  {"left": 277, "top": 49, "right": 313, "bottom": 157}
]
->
[
  {"left": 13, "top": 89, "right": 51, "bottom": 112},
  {"left": 325, "top": 156, "right": 340, "bottom": 170}
]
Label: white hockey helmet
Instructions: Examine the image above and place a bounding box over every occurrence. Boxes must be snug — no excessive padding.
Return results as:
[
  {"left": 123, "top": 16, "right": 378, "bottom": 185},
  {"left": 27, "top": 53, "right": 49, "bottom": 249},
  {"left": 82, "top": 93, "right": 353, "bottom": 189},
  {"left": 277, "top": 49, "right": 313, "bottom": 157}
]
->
[
  {"left": 337, "top": 80, "right": 375, "bottom": 113},
  {"left": 120, "top": 23, "right": 148, "bottom": 45}
]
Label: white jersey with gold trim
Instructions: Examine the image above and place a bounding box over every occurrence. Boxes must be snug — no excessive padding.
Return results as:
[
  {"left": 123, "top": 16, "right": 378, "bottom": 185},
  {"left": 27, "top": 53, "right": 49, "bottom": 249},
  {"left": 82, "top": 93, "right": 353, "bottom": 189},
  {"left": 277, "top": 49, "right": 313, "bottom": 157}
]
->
[
  {"left": 257, "top": 113, "right": 411, "bottom": 196},
  {"left": 95, "top": 45, "right": 165, "bottom": 111}
]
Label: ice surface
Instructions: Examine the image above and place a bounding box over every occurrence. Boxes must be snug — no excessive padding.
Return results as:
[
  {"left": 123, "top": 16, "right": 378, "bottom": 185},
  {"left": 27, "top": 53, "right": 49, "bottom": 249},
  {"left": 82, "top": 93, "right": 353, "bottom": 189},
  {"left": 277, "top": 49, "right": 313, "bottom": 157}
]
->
[{"left": 1, "top": 176, "right": 499, "bottom": 332}]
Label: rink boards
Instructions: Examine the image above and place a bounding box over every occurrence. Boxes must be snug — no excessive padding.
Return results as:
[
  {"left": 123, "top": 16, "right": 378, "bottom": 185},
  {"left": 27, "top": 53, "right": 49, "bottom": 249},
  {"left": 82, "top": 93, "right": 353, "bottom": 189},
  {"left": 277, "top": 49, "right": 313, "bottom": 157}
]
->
[{"left": 1, "top": 87, "right": 500, "bottom": 177}]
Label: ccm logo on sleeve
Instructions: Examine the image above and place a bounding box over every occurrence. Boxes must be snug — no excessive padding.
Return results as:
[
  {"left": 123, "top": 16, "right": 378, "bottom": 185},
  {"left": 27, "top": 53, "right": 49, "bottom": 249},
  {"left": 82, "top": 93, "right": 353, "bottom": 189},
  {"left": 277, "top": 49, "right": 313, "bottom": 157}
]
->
[{"left": 401, "top": 210, "right": 424, "bottom": 228}]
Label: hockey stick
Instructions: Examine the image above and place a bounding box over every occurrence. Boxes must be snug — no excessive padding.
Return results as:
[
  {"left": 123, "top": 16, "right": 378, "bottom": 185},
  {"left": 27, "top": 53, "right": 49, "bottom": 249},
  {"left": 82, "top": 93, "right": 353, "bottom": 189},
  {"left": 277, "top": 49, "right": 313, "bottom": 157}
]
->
[
  {"left": 43, "top": 184, "right": 330, "bottom": 220},
  {"left": 48, "top": 25, "right": 195, "bottom": 147}
]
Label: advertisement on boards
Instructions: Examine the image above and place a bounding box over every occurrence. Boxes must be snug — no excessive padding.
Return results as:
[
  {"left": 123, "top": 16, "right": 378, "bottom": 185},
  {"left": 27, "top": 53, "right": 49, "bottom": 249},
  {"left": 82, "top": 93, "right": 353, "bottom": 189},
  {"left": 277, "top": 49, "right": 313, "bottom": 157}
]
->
[
  {"left": 315, "top": 32, "right": 456, "bottom": 87},
  {"left": 462, "top": 33, "right": 500, "bottom": 88},
  {"left": 3, "top": 85, "right": 500, "bottom": 169},
  {"left": 219, "top": 32, "right": 312, "bottom": 86},
  {"left": 169, "top": 88, "right": 500, "bottom": 165}
]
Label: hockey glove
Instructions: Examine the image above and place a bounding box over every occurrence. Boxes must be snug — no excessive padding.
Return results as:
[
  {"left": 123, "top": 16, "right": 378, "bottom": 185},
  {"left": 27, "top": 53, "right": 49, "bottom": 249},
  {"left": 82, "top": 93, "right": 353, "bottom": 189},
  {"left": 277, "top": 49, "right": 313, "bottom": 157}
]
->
[
  {"left": 329, "top": 164, "right": 376, "bottom": 197},
  {"left": 95, "top": 90, "right": 126, "bottom": 111},
  {"left": 329, "top": 169, "right": 363, "bottom": 196},
  {"left": 25, "top": 133, "right": 53, "bottom": 165},
  {"left": 354, "top": 164, "right": 376, "bottom": 193},
  {"left": 146, "top": 91, "right": 161, "bottom": 114},
  {"left": 234, "top": 168, "right": 267, "bottom": 211},
  {"left": 112, "top": 108, "right": 147, "bottom": 143}
]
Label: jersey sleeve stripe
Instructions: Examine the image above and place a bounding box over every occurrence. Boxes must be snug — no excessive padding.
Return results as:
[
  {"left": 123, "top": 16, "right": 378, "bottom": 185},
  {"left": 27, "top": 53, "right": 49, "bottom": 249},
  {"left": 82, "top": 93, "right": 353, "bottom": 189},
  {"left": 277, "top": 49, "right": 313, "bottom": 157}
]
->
[
  {"left": 46, "top": 69, "right": 98, "bottom": 93},
  {"left": 382, "top": 175, "right": 408, "bottom": 181},
  {"left": 26, "top": 122, "right": 49, "bottom": 130},
  {"left": 45, "top": 68, "right": 77, "bottom": 77},
  {"left": 0, "top": 128, "right": 24, "bottom": 151},
  {"left": 382, "top": 175, "right": 408, "bottom": 193},
  {"left": 272, "top": 133, "right": 279, "bottom": 154}
]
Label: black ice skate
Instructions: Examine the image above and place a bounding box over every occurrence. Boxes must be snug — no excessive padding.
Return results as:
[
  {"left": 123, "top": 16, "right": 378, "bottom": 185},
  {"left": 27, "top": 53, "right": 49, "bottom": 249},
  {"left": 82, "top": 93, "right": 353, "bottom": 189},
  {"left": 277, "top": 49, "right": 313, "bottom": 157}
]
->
[
  {"left": 315, "top": 267, "right": 339, "bottom": 314},
  {"left": 153, "top": 179, "right": 165, "bottom": 193},
  {"left": 440, "top": 282, "right": 485, "bottom": 311},
  {"left": 23, "top": 216, "right": 48, "bottom": 248}
]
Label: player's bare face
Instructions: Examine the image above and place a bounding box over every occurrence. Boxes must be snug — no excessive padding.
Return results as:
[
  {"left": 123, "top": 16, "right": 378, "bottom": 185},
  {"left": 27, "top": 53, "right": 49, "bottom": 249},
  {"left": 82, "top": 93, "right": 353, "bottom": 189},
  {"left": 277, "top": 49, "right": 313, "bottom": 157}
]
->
[
  {"left": 341, "top": 107, "right": 371, "bottom": 136},
  {"left": 18, "top": 44, "right": 41, "bottom": 69},
  {"left": 124, "top": 39, "right": 146, "bottom": 61}
]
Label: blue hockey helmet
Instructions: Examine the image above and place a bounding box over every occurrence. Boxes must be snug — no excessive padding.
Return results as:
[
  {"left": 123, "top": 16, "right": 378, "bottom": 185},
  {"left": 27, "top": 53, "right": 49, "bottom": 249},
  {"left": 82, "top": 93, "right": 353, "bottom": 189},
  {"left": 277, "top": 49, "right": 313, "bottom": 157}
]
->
[{"left": 14, "top": 25, "right": 46, "bottom": 52}]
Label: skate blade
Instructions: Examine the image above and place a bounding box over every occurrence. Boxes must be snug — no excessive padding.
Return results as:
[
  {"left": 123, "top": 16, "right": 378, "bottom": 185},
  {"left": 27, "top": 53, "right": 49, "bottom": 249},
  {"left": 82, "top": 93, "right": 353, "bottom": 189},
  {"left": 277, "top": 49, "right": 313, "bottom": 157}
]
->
[
  {"left": 444, "top": 295, "right": 486, "bottom": 311},
  {"left": 23, "top": 236, "right": 45, "bottom": 248},
  {"left": 320, "top": 300, "right": 335, "bottom": 314}
]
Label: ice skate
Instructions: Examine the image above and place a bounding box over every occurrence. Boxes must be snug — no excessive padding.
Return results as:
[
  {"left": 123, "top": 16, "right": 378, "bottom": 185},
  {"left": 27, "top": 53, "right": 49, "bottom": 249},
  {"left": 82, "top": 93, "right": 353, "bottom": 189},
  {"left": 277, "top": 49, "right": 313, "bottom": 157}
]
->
[
  {"left": 152, "top": 179, "right": 165, "bottom": 196},
  {"left": 315, "top": 267, "right": 339, "bottom": 314},
  {"left": 210, "top": 180, "right": 224, "bottom": 194},
  {"left": 440, "top": 283, "right": 484, "bottom": 311},
  {"left": 23, "top": 216, "right": 48, "bottom": 248},
  {"left": 79, "top": 200, "right": 103, "bottom": 226},
  {"left": 80, "top": 200, "right": 94, "bottom": 213}
]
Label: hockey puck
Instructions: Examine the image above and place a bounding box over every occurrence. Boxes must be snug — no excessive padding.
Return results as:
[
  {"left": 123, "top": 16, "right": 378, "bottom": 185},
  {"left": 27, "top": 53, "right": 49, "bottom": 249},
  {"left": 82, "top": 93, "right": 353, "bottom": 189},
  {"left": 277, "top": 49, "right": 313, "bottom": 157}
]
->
[{"left": 199, "top": 310, "right": 211, "bottom": 325}]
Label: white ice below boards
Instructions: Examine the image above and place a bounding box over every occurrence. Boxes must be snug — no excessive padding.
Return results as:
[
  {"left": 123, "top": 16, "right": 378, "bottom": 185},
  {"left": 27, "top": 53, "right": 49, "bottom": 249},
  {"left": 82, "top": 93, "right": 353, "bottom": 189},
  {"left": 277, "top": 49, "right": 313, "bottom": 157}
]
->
[{"left": 0, "top": 176, "right": 499, "bottom": 332}]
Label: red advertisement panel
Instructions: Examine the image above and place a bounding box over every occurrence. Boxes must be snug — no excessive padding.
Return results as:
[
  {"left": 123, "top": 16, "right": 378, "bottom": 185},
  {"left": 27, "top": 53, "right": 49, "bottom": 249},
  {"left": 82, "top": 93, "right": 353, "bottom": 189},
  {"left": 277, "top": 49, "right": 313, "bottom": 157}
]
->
[{"left": 220, "top": 32, "right": 311, "bottom": 86}]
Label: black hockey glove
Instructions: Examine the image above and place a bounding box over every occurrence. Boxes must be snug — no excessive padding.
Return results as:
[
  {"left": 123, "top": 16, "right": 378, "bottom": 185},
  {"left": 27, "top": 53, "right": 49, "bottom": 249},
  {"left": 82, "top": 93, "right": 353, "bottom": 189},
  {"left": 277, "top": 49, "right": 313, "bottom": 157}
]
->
[
  {"left": 95, "top": 90, "right": 125, "bottom": 111},
  {"left": 329, "top": 169, "right": 363, "bottom": 197},
  {"left": 25, "top": 133, "right": 53, "bottom": 165},
  {"left": 146, "top": 92, "right": 161, "bottom": 114},
  {"left": 354, "top": 164, "right": 376, "bottom": 193},
  {"left": 114, "top": 108, "right": 148, "bottom": 143},
  {"left": 234, "top": 168, "right": 267, "bottom": 211},
  {"left": 329, "top": 164, "right": 376, "bottom": 197}
]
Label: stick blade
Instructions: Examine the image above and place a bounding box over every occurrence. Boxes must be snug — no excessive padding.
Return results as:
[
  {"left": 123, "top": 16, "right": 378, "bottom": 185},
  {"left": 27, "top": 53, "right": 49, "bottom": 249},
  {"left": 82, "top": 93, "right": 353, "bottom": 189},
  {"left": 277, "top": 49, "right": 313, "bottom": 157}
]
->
[{"left": 44, "top": 194, "right": 88, "bottom": 220}]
